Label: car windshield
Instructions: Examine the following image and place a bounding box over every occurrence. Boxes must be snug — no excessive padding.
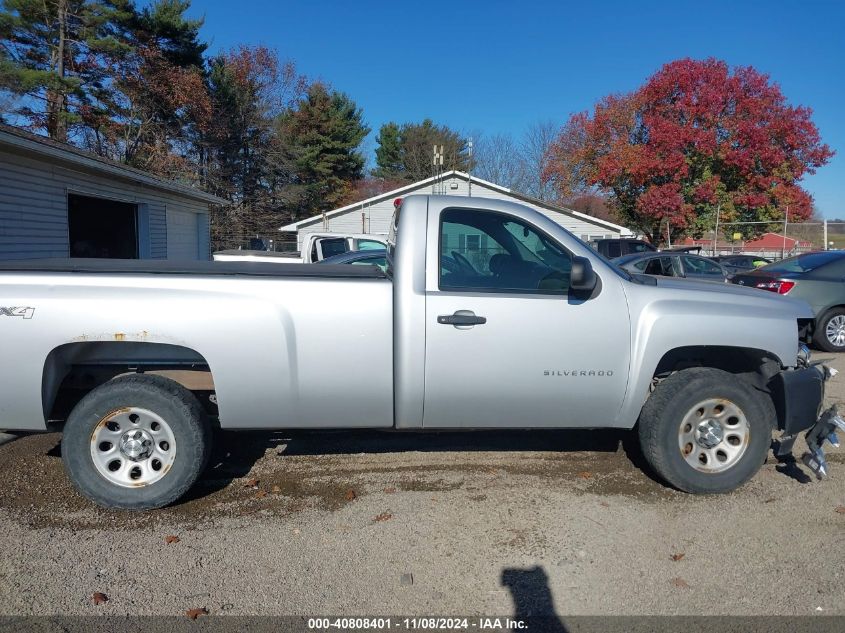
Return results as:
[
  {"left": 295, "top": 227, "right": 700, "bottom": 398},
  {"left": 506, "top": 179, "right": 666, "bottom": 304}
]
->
[{"left": 761, "top": 251, "right": 845, "bottom": 273}]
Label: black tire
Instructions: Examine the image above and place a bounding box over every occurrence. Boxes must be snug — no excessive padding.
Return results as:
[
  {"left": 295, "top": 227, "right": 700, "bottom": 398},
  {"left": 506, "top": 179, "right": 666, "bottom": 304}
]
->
[
  {"left": 813, "top": 308, "right": 845, "bottom": 352},
  {"left": 638, "top": 368, "right": 772, "bottom": 494},
  {"left": 62, "top": 374, "right": 211, "bottom": 510}
]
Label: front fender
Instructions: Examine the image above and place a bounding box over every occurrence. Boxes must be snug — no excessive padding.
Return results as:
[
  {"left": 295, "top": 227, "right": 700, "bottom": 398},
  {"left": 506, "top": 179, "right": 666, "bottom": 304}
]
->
[{"left": 616, "top": 283, "right": 806, "bottom": 428}]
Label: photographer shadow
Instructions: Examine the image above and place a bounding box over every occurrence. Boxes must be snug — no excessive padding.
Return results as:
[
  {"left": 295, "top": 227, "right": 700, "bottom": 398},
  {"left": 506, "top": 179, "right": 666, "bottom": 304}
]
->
[{"left": 501, "top": 566, "right": 568, "bottom": 633}]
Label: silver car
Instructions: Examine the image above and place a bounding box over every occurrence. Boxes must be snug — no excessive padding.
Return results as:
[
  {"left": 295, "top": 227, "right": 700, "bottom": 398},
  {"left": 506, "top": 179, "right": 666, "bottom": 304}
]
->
[{"left": 613, "top": 251, "right": 730, "bottom": 282}]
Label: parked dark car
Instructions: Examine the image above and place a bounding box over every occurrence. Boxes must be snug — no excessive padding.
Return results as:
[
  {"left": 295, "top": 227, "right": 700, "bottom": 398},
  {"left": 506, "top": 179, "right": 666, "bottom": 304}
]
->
[
  {"left": 613, "top": 252, "right": 730, "bottom": 282},
  {"left": 713, "top": 254, "right": 772, "bottom": 274},
  {"left": 317, "top": 249, "right": 388, "bottom": 272},
  {"left": 591, "top": 238, "right": 656, "bottom": 259},
  {"left": 731, "top": 251, "right": 845, "bottom": 352}
]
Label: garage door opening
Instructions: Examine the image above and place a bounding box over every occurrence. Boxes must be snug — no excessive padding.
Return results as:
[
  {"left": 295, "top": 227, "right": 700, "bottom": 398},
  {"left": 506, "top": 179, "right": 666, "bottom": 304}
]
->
[{"left": 68, "top": 194, "right": 139, "bottom": 259}]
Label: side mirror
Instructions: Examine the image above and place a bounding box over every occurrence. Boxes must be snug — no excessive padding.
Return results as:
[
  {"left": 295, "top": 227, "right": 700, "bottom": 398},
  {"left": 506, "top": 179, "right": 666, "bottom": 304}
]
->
[{"left": 570, "top": 256, "right": 597, "bottom": 292}]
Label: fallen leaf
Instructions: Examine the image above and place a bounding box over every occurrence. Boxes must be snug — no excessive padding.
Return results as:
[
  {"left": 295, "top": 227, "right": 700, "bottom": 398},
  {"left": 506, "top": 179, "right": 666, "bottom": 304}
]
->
[
  {"left": 670, "top": 577, "right": 690, "bottom": 589},
  {"left": 243, "top": 478, "right": 259, "bottom": 488},
  {"left": 255, "top": 490, "right": 267, "bottom": 499},
  {"left": 599, "top": 501, "right": 610, "bottom": 508},
  {"left": 374, "top": 511, "right": 392, "bottom": 522},
  {"left": 764, "top": 498, "right": 777, "bottom": 504},
  {"left": 577, "top": 471, "right": 592, "bottom": 479},
  {"left": 384, "top": 487, "right": 396, "bottom": 494},
  {"left": 165, "top": 535, "right": 180, "bottom": 545},
  {"left": 835, "top": 506, "right": 845, "bottom": 514},
  {"left": 186, "top": 608, "right": 208, "bottom": 620},
  {"left": 271, "top": 485, "right": 281, "bottom": 493},
  {"left": 670, "top": 553, "right": 685, "bottom": 562},
  {"left": 345, "top": 489, "right": 357, "bottom": 501},
  {"left": 92, "top": 592, "right": 108, "bottom": 605}
]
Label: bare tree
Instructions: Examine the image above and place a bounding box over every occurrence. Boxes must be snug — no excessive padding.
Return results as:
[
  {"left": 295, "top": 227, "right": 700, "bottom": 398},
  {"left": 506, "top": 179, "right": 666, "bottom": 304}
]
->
[
  {"left": 472, "top": 132, "right": 527, "bottom": 191},
  {"left": 519, "top": 120, "right": 558, "bottom": 201}
]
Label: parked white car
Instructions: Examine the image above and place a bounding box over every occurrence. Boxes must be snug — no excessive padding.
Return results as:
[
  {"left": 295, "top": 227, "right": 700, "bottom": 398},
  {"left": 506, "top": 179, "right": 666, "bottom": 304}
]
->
[{"left": 214, "top": 233, "right": 388, "bottom": 264}]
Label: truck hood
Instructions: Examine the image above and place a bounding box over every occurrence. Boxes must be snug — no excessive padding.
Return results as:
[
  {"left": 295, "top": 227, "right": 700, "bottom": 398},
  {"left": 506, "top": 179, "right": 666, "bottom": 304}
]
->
[{"left": 646, "top": 275, "right": 813, "bottom": 319}]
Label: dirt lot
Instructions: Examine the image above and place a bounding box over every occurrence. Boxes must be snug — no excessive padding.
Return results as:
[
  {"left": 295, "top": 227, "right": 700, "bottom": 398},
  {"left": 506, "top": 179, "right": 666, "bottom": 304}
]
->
[{"left": 1, "top": 355, "right": 844, "bottom": 618}]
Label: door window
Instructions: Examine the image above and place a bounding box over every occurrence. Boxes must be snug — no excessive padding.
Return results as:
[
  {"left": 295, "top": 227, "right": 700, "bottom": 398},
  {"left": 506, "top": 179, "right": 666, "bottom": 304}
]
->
[
  {"left": 439, "top": 209, "right": 572, "bottom": 293},
  {"left": 642, "top": 256, "right": 681, "bottom": 277},
  {"left": 682, "top": 256, "right": 723, "bottom": 277}
]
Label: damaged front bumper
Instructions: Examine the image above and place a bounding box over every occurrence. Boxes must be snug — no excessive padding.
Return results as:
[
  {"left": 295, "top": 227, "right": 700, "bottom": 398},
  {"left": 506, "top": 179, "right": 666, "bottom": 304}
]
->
[{"left": 773, "top": 360, "right": 845, "bottom": 479}]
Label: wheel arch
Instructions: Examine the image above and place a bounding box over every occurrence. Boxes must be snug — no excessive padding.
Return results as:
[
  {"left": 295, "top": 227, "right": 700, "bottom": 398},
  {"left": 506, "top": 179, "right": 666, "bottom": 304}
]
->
[
  {"left": 626, "top": 345, "right": 783, "bottom": 430},
  {"left": 42, "top": 342, "right": 215, "bottom": 425},
  {"left": 652, "top": 345, "right": 782, "bottom": 390}
]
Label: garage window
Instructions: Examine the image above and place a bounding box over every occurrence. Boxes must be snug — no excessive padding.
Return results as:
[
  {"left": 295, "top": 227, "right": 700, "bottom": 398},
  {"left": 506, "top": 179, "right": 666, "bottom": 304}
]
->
[{"left": 68, "top": 194, "right": 139, "bottom": 259}]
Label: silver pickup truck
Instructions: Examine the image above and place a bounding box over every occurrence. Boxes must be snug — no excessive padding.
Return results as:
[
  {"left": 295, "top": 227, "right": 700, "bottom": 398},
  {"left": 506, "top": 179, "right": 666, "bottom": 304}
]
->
[{"left": 0, "top": 195, "right": 841, "bottom": 510}]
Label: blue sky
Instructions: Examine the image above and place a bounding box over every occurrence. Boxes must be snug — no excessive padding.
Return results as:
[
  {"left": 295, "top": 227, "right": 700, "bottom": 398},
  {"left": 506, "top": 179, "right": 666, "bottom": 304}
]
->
[{"left": 185, "top": 0, "right": 845, "bottom": 217}]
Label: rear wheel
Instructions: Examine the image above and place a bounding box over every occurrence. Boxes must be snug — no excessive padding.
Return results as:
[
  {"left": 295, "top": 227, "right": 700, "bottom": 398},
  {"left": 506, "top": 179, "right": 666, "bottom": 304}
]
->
[
  {"left": 62, "top": 374, "right": 211, "bottom": 510},
  {"left": 813, "top": 308, "right": 845, "bottom": 352},
  {"left": 638, "top": 368, "right": 772, "bottom": 494}
]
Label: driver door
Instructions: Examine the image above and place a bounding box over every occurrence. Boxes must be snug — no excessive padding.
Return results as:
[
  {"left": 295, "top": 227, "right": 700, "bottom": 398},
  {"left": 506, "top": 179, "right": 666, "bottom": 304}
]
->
[{"left": 422, "top": 206, "right": 631, "bottom": 429}]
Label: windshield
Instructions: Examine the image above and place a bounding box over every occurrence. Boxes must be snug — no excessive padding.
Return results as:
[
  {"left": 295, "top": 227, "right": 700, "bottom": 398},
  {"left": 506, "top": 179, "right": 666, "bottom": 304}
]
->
[{"left": 761, "top": 251, "right": 845, "bottom": 273}]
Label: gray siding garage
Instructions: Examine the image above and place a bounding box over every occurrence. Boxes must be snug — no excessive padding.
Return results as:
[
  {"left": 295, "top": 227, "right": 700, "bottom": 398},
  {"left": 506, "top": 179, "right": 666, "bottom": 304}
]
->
[{"left": 0, "top": 124, "right": 225, "bottom": 261}]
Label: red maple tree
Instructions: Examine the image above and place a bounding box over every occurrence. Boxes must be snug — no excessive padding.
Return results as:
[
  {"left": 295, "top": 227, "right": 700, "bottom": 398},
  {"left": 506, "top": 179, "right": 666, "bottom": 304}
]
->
[{"left": 544, "top": 58, "right": 833, "bottom": 244}]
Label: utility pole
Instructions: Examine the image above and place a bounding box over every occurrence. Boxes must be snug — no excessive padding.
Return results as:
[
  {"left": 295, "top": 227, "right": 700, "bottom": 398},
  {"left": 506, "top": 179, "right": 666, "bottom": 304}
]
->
[
  {"left": 712, "top": 204, "right": 721, "bottom": 257},
  {"left": 824, "top": 219, "right": 828, "bottom": 251},
  {"left": 782, "top": 205, "right": 789, "bottom": 259}
]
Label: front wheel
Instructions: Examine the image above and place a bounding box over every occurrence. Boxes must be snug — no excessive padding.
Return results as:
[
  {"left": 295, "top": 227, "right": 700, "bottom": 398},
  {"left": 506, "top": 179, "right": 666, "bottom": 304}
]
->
[
  {"left": 638, "top": 368, "right": 772, "bottom": 494},
  {"left": 62, "top": 374, "right": 211, "bottom": 510},
  {"left": 813, "top": 308, "right": 845, "bottom": 352}
]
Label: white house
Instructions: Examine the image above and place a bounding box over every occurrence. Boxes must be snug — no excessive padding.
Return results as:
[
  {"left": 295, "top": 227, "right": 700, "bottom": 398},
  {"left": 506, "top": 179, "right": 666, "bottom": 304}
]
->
[{"left": 279, "top": 171, "right": 632, "bottom": 250}]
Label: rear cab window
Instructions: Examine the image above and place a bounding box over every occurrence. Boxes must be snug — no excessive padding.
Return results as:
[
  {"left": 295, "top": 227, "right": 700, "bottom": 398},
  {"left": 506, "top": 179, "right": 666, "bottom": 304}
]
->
[{"left": 318, "top": 238, "right": 349, "bottom": 259}]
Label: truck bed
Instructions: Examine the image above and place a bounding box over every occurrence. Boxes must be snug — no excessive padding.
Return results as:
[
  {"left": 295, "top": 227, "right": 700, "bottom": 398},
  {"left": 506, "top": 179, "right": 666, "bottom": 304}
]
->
[{"left": 0, "top": 258, "right": 386, "bottom": 278}]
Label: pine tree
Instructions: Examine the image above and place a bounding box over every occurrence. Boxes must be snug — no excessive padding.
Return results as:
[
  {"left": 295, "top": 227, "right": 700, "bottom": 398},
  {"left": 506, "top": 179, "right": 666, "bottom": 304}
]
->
[
  {"left": 399, "top": 119, "right": 470, "bottom": 182},
  {"left": 371, "top": 118, "right": 471, "bottom": 182},
  {"left": 80, "top": 0, "right": 211, "bottom": 176},
  {"left": 282, "top": 82, "right": 369, "bottom": 218},
  {"left": 373, "top": 121, "right": 402, "bottom": 179},
  {"left": 0, "top": 0, "right": 132, "bottom": 141}
]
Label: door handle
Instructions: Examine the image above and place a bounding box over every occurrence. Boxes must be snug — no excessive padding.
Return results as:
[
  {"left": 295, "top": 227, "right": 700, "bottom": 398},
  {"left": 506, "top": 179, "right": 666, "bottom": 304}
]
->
[{"left": 437, "top": 313, "right": 487, "bottom": 326}]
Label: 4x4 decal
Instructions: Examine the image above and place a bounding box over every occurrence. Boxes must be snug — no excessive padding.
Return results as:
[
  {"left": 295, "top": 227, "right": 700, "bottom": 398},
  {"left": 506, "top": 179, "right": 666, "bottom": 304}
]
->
[{"left": 0, "top": 307, "right": 35, "bottom": 319}]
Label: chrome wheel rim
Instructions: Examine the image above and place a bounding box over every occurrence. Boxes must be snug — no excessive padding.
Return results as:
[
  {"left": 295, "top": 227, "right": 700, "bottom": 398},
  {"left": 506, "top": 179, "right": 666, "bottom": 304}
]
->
[
  {"left": 90, "top": 408, "right": 176, "bottom": 487},
  {"left": 678, "top": 398, "right": 749, "bottom": 473},
  {"left": 826, "top": 315, "right": 845, "bottom": 347}
]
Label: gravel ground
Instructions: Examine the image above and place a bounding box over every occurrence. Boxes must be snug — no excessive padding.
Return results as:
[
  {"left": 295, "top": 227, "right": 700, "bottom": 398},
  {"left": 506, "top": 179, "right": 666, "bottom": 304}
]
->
[{"left": 1, "top": 355, "right": 844, "bottom": 618}]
